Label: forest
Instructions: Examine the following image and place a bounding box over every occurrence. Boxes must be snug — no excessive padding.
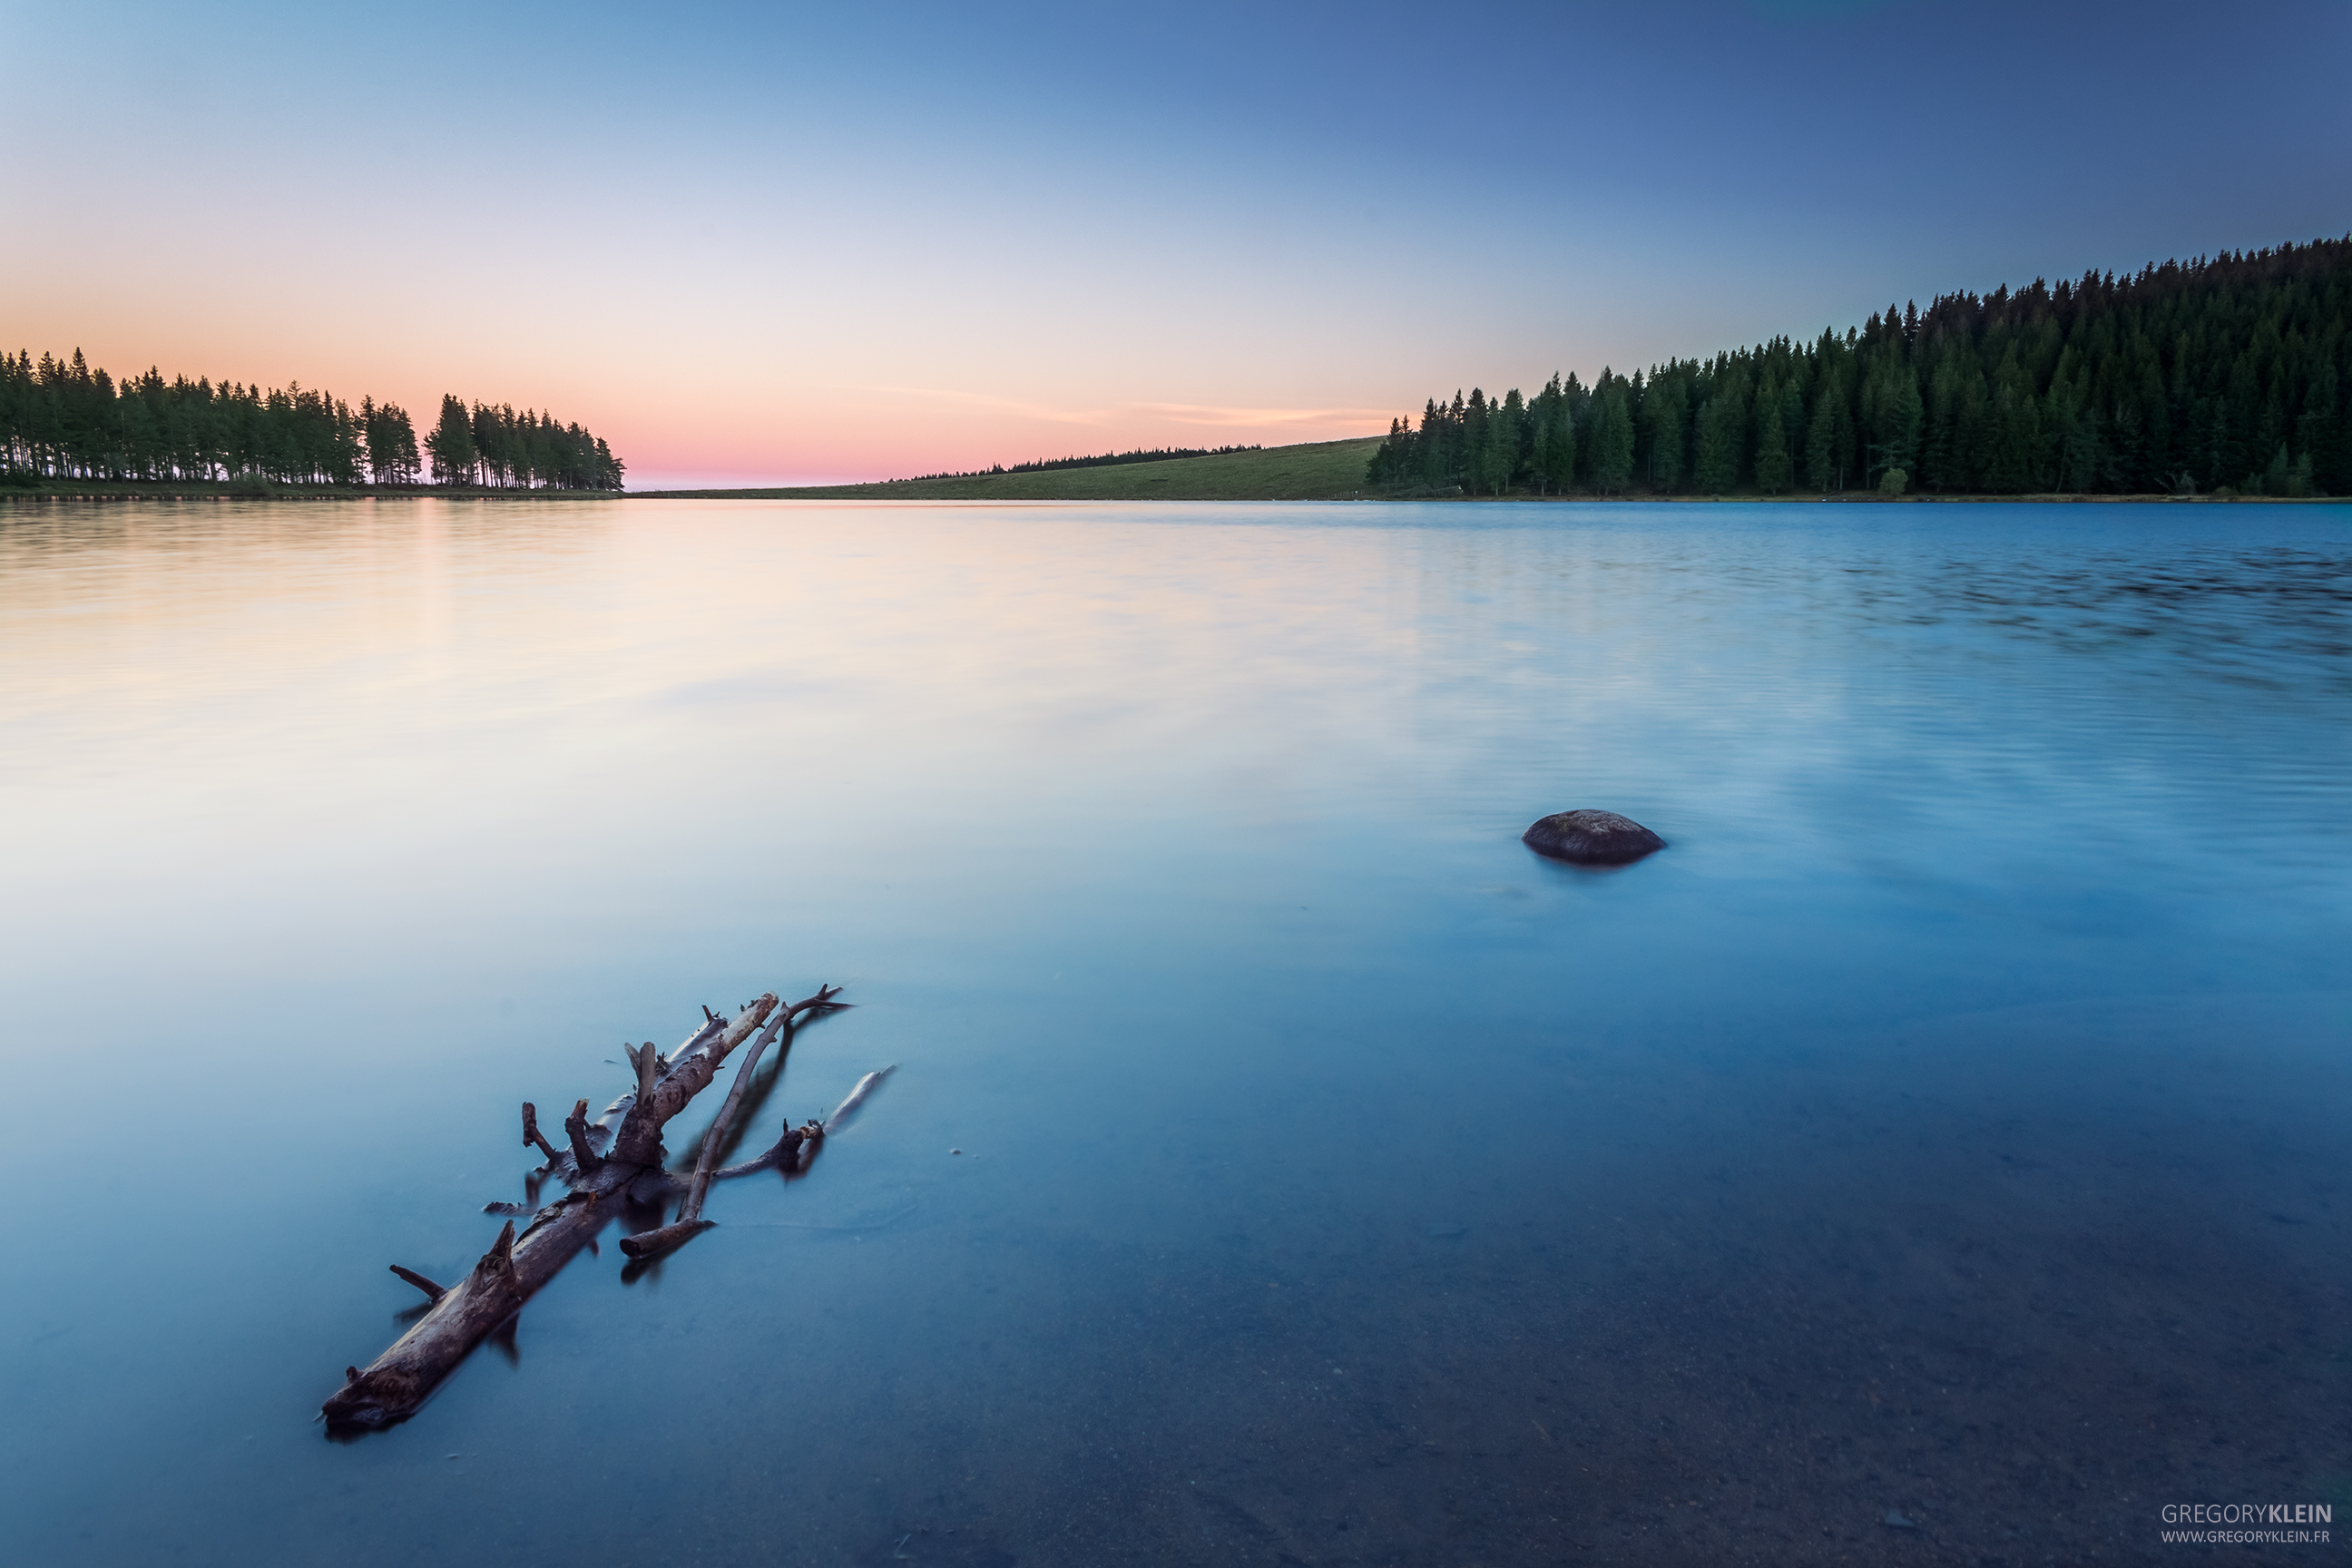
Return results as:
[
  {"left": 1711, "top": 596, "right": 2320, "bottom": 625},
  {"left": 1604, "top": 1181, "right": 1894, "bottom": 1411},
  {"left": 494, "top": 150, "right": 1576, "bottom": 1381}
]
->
[
  {"left": 0, "top": 352, "right": 625, "bottom": 491},
  {"left": 1366, "top": 239, "right": 2350, "bottom": 497}
]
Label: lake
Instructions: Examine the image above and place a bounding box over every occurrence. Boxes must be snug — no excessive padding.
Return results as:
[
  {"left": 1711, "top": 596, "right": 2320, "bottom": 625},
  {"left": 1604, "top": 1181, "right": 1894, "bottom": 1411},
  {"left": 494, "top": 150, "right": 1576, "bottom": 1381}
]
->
[{"left": 0, "top": 497, "right": 2345, "bottom": 1565}]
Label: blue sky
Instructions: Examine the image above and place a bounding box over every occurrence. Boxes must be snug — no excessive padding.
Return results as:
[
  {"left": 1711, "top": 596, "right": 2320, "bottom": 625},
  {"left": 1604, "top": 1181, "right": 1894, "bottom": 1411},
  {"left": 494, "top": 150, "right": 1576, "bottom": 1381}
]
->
[{"left": 5, "top": 0, "right": 2347, "bottom": 483}]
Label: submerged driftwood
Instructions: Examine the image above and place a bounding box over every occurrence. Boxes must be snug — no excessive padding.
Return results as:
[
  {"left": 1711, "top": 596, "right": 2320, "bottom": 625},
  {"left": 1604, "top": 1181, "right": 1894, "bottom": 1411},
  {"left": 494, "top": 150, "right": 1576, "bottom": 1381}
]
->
[{"left": 322, "top": 985, "right": 883, "bottom": 1430}]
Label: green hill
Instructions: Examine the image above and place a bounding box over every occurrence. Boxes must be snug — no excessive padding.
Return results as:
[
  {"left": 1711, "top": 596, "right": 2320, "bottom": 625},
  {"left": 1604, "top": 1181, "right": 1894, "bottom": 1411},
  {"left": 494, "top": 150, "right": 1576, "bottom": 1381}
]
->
[{"left": 635, "top": 436, "right": 1386, "bottom": 502}]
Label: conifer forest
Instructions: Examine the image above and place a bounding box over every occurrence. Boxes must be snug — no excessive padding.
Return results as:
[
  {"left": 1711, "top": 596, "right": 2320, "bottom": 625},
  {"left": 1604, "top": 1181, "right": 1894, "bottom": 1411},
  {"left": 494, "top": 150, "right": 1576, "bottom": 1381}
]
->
[
  {"left": 0, "top": 355, "right": 625, "bottom": 490},
  {"left": 1367, "top": 239, "right": 2350, "bottom": 497}
]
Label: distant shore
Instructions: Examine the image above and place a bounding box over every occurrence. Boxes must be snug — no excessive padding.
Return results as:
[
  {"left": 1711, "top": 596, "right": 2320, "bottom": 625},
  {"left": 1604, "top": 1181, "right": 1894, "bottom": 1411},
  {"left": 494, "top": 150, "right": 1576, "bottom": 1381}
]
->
[
  {"left": 0, "top": 480, "right": 624, "bottom": 503},
  {"left": 630, "top": 426, "right": 2337, "bottom": 504},
  {"left": 6, "top": 438, "right": 2338, "bottom": 505}
]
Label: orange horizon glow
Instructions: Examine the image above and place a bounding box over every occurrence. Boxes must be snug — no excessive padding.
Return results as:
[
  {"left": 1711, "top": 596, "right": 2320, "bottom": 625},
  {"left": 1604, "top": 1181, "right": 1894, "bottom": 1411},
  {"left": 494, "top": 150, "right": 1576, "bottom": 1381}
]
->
[
  {"left": 7, "top": 317, "right": 1402, "bottom": 489},
  {"left": 14, "top": 3, "right": 2344, "bottom": 494}
]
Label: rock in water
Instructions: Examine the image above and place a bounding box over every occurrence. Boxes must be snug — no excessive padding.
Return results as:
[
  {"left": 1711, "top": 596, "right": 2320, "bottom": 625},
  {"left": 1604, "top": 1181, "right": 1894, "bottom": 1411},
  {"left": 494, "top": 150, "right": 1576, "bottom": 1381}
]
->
[{"left": 1522, "top": 809, "right": 1665, "bottom": 865}]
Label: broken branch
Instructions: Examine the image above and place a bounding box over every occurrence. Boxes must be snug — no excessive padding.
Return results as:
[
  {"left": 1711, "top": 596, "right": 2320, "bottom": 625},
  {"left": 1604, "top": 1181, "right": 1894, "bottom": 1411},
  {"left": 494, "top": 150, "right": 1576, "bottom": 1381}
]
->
[
  {"left": 604, "top": 994, "right": 779, "bottom": 1169},
  {"left": 388, "top": 1265, "right": 446, "bottom": 1304},
  {"left": 618, "top": 988, "right": 848, "bottom": 1260},
  {"left": 712, "top": 1119, "right": 818, "bottom": 1181},
  {"left": 520, "top": 1102, "right": 564, "bottom": 1165},
  {"left": 825, "top": 1066, "right": 894, "bottom": 1132},
  {"left": 325, "top": 985, "right": 880, "bottom": 1430},
  {"left": 326, "top": 1208, "right": 594, "bottom": 1429},
  {"left": 680, "top": 985, "right": 841, "bottom": 1223},
  {"left": 563, "top": 1098, "right": 603, "bottom": 1175}
]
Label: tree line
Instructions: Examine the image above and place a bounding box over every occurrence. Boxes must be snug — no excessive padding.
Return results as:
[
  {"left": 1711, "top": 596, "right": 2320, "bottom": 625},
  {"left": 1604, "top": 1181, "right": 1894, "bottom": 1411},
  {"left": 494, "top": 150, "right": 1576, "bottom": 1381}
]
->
[
  {"left": 907, "top": 443, "right": 1262, "bottom": 481},
  {"left": 0, "top": 349, "right": 625, "bottom": 490},
  {"left": 1367, "top": 238, "right": 2352, "bottom": 498},
  {"left": 420, "top": 394, "right": 626, "bottom": 490}
]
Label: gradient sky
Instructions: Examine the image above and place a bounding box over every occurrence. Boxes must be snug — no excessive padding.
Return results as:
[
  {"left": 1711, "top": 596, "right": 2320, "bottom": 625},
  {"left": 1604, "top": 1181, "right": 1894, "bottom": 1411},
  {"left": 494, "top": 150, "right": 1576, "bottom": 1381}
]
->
[{"left": 6, "top": 0, "right": 2348, "bottom": 486}]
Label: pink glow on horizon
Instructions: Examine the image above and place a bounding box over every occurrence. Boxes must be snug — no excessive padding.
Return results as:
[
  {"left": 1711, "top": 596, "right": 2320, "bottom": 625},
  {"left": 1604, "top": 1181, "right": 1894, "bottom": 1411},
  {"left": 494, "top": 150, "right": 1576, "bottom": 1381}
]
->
[
  {"left": 11, "top": 0, "right": 2348, "bottom": 502},
  {"left": 617, "top": 395, "right": 1396, "bottom": 489},
  {"left": 7, "top": 291, "right": 1401, "bottom": 490}
]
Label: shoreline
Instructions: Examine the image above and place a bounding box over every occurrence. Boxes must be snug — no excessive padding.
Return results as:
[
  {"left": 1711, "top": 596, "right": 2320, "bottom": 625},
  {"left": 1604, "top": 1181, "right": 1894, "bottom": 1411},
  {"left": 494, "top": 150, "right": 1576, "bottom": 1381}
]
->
[
  {"left": 3, "top": 431, "right": 2337, "bottom": 510},
  {"left": 0, "top": 482, "right": 622, "bottom": 504},
  {"left": 5, "top": 484, "right": 2333, "bottom": 506},
  {"left": 626, "top": 488, "right": 2337, "bottom": 505}
]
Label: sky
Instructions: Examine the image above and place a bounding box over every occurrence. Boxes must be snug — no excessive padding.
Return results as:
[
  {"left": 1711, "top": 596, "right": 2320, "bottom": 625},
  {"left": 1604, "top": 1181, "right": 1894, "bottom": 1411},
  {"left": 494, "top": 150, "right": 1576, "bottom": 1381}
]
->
[{"left": 5, "top": 0, "right": 2348, "bottom": 487}]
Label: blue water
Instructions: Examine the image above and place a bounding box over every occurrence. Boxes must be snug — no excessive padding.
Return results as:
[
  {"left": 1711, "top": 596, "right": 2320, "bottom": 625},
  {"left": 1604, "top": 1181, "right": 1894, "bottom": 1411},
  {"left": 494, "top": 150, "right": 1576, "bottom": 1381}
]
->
[{"left": 0, "top": 499, "right": 2344, "bottom": 1565}]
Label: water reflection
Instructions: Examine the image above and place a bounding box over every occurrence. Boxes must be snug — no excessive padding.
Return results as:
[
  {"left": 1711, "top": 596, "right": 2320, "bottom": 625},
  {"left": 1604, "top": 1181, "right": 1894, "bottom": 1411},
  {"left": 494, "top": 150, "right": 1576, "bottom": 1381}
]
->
[{"left": 0, "top": 498, "right": 2345, "bottom": 1563}]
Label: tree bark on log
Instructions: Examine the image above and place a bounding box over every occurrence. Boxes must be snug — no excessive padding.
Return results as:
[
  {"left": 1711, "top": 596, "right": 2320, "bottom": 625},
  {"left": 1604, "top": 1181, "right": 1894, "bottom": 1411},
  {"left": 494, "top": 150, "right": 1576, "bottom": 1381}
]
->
[
  {"left": 617, "top": 985, "right": 840, "bottom": 1259},
  {"left": 323, "top": 985, "right": 867, "bottom": 1431}
]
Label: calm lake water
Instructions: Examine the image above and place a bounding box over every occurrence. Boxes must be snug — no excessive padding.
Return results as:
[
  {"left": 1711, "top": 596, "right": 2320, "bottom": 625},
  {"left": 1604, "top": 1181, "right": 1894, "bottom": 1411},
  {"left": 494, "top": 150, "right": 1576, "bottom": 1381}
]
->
[{"left": 0, "top": 498, "right": 2346, "bottom": 1566}]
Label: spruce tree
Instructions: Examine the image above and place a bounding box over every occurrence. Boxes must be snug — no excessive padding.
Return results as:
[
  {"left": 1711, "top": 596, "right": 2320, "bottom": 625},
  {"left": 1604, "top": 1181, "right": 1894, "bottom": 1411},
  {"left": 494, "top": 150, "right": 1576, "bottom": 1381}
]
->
[
  {"left": 426, "top": 394, "right": 478, "bottom": 485},
  {"left": 1692, "top": 369, "right": 1746, "bottom": 493},
  {"left": 1642, "top": 369, "right": 1686, "bottom": 491},
  {"left": 1804, "top": 393, "right": 1837, "bottom": 492},
  {"left": 1587, "top": 376, "right": 1634, "bottom": 494},
  {"left": 1753, "top": 378, "right": 1792, "bottom": 494},
  {"left": 1489, "top": 388, "right": 1525, "bottom": 494}
]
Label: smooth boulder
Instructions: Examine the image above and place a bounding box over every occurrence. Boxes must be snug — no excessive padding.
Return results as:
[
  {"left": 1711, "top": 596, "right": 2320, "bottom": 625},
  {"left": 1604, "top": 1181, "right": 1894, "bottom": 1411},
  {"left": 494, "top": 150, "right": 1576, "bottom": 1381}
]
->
[{"left": 1522, "top": 808, "right": 1665, "bottom": 865}]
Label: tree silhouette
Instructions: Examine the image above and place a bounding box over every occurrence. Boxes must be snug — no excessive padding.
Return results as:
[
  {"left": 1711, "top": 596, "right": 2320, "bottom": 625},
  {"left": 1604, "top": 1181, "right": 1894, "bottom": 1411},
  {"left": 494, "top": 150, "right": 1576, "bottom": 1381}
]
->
[{"left": 1364, "top": 237, "right": 2352, "bottom": 497}]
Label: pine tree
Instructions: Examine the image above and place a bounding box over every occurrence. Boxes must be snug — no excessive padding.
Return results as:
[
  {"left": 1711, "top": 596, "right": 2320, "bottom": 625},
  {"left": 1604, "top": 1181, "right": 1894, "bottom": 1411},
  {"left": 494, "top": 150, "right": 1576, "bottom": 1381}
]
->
[
  {"left": 1642, "top": 369, "right": 1687, "bottom": 491},
  {"left": 426, "top": 394, "right": 478, "bottom": 485},
  {"left": 1415, "top": 399, "right": 1444, "bottom": 487},
  {"left": 1804, "top": 391, "right": 1837, "bottom": 492},
  {"left": 1587, "top": 375, "right": 1635, "bottom": 494},
  {"left": 1544, "top": 377, "right": 1576, "bottom": 492},
  {"left": 1486, "top": 388, "right": 1525, "bottom": 494},
  {"left": 1462, "top": 388, "right": 1489, "bottom": 495},
  {"left": 1753, "top": 376, "right": 1792, "bottom": 494},
  {"left": 1692, "top": 368, "right": 1747, "bottom": 493}
]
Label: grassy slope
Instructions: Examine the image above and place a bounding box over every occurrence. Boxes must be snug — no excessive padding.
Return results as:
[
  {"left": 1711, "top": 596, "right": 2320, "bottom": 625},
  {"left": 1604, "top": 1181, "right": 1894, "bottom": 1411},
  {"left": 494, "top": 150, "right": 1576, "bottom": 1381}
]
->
[{"left": 636, "top": 436, "right": 1387, "bottom": 502}]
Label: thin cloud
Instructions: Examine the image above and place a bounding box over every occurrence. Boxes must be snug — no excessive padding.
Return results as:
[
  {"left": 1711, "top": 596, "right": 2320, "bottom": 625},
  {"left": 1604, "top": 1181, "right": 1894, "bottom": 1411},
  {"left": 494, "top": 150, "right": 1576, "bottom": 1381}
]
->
[
  {"left": 1126, "top": 402, "right": 1396, "bottom": 430},
  {"left": 841, "top": 385, "right": 1111, "bottom": 426},
  {"left": 840, "top": 385, "right": 1395, "bottom": 433}
]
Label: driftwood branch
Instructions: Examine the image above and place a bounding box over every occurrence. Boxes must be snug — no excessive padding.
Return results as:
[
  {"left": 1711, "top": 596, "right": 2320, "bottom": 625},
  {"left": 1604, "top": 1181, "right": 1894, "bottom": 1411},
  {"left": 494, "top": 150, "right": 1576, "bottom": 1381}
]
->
[
  {"left": 618, "top": 986, "right": 850, "bottom": 1259},
  {"left": 562, "top": 1098, "right": 603, "bottom": 1175},
  {"left": 326, "top": 1208, "right": 596, "bottom": 1428},
  {"left": 683, "top": 985, "right": 840, "bottom": 1218},
  {"left": 702, "top": 1063, "right": 896, "bottom": 1185},
  {"left": 388, "top": 1265, "right": 446, "bottom": 1304},
  {"left": 825, "top": 1068, "right": 892, "bottom": 1132},
  {"left": 323, "top": 985, "right": 877, "bottom": 1430},
  {"left": 603, "top": 994, "right": 777, "bottom": 1170},
  {"left": 713, "top": 1121, "right": 818, "bottom": 1180},
  {"left": 519, "top": 1102, "right": 564, "bottom": 1165}
]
